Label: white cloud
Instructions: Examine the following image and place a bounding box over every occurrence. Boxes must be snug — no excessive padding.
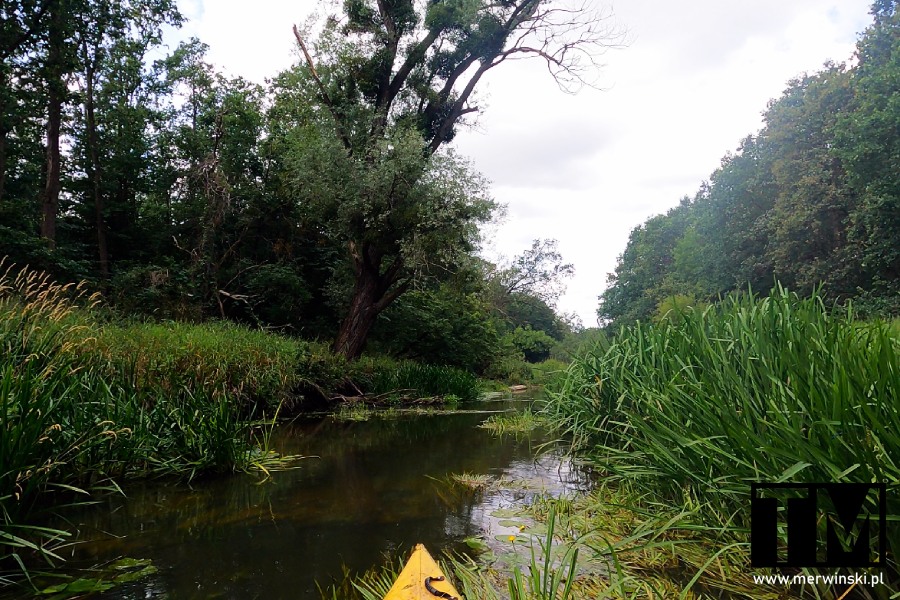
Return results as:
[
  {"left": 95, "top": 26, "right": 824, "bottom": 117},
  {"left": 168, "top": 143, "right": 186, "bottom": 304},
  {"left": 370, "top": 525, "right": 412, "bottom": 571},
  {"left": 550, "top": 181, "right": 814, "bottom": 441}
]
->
[{"left": 176, "top": 0, "right": 874, "bottom": 323}]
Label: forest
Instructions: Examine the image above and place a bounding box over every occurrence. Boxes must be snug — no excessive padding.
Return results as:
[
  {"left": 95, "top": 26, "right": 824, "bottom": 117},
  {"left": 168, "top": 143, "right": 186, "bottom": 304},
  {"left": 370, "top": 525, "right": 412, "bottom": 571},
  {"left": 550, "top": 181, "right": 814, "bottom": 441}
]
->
[
  {"left": 0, "top": 0, "right": 597, "bottom": 379},
  {"left": 599, "top": 0, "right": 899, "bottom": 329}
]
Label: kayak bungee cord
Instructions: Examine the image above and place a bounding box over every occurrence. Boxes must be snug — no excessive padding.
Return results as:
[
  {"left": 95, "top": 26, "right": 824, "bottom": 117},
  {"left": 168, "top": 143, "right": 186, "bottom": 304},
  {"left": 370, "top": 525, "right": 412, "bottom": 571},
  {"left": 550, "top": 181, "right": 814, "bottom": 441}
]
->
[{"left": 424, "top": 576, "right": 457, "bottom": 600}]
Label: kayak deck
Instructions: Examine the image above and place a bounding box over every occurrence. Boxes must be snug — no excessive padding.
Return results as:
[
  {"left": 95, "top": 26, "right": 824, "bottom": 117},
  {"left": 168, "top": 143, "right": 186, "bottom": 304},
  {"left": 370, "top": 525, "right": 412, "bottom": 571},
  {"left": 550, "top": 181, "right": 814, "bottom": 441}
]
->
[{"left": 383, "top": 544, "right": 461, "bottom": 600}]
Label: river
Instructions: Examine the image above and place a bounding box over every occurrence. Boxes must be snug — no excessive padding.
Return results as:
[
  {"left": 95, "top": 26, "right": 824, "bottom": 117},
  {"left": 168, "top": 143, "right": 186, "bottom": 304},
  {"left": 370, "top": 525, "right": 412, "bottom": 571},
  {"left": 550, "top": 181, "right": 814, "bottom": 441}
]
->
[{"left": 42, "top": 394, "right": 588, "bottom": 598}]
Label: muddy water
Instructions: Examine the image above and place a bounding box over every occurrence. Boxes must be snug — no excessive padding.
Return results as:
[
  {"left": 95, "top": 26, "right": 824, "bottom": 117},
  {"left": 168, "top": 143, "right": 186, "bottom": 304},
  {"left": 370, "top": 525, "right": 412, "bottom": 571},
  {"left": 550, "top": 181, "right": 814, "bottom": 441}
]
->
[{"left": 48, "top": 396, "right": 588, "bottom": 598}]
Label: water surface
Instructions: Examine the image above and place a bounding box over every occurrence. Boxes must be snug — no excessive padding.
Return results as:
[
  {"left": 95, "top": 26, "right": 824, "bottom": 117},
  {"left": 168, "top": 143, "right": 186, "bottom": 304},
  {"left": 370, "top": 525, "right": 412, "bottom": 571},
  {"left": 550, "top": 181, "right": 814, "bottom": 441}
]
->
[{"left": 48, "top": 396, "right": 587, "bottom": 598}]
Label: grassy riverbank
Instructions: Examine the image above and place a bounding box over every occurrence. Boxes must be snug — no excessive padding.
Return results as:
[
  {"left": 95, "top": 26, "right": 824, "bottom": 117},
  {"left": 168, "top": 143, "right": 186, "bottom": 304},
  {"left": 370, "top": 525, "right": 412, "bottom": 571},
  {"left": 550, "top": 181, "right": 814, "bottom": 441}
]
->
[
  {"left": 0, "top": 263, "right": 482, "bottom": 588},
  {"left": 539, "top": 287, "right": 899, "bottom": 597},
  {"left": 0, "top": 265, "right": 295, "bottom": 585}
]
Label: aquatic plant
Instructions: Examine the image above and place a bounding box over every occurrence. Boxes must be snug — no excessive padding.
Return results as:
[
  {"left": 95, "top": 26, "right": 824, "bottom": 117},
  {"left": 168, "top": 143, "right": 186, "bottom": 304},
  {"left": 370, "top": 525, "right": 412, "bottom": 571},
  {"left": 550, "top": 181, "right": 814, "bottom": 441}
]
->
[
  {"left": 479, "top": 409, "right": 550, "bottom": 436},
  {"left": 544, "top": 286, "right": 900, "bottom": 597},
  {"left": 449, "top": 472, "right": 494, "bottom": 490},
  {"left": 507, "top": 504, "right": 580, "bottom": 600}
]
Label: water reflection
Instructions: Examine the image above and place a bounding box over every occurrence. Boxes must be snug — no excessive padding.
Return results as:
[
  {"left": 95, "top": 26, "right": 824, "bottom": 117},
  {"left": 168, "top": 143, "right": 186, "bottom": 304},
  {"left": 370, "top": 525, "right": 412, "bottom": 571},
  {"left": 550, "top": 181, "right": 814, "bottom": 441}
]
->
[{"left": 44, "top": 398, "right": 589, "bottom": 599}]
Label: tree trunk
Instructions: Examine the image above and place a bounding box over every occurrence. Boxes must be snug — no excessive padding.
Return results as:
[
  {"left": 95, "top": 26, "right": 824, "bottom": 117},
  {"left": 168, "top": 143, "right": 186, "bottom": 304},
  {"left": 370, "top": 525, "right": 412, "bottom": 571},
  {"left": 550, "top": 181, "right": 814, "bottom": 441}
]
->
[
  {"left": 0, "top": 120, "right": 7, "bottom": 205},
  {"left": 83, "top": 50, "right": 109, "bottom": 279},
  {"left": 332, "top": 262, "right": 383, "bottom": 359},
  {"left": 39, "top": 6, "right": 63, "bottom": 248},
  {"left": 0, "top": 65, "right": 7, "bottom": 204},
  {"left": 332, "top": 246, "right": 409, "bottom": 359}
]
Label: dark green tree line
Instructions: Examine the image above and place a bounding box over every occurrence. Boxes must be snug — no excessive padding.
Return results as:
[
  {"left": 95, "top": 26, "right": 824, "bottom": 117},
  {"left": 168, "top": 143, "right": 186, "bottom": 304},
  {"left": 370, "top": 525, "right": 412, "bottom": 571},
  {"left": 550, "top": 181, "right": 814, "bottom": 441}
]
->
[
  {"left": 1, "top": 0, "right": 593, "bottom": 373},
  {"left": 599, "top": 0, "right": 899, "bottom": 328}
]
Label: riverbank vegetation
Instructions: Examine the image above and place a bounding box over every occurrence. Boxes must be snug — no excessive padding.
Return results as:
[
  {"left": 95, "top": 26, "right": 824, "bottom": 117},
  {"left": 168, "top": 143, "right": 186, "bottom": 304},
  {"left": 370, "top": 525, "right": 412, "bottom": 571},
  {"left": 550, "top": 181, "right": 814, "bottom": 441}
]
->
[
  {"left": 0, "top": 262, "right": 308, "bottom": 582},
  {"left": 0, "top": 261, "right": 489, "bottom": 587},
  {"left": 540, "top": 287, "right": 899, "bottom": 597}
]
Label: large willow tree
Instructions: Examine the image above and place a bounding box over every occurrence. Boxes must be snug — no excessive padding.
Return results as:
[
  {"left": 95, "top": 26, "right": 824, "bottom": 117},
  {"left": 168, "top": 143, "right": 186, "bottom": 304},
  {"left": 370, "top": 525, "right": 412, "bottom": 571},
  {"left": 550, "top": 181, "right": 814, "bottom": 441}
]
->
[{"left": 288, "top": 0, "right": 619, "bottom": 358}]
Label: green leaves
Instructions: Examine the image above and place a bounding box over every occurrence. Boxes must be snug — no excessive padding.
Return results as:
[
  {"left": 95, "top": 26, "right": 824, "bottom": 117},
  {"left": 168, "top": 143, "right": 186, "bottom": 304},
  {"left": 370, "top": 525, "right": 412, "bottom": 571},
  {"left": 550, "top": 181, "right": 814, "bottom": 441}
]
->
[
  {"left": 547, "top": 286, "right": 900, "bottom": 577},
  {"left": 600, "top": 10, "right": 900, "bottom": 326}
]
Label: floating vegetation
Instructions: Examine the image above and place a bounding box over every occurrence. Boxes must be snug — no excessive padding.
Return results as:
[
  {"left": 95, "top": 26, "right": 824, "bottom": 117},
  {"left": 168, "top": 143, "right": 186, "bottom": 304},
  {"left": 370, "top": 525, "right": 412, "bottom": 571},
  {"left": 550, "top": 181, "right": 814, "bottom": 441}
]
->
[
  {"left": 479, "top": 409, "right": 550, "bottom": 436},
  {"left": 449, "top": 472, "right": 494, "bottom": 490}
]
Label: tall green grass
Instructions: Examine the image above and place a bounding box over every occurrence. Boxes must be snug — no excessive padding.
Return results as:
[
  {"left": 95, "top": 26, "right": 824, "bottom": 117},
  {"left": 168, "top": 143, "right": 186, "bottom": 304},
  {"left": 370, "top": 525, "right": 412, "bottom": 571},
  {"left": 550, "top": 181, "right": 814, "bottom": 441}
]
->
[
  {"left": 367, "top": 360, "right": 481, "bottom": 402},
  {"left": 92, "top": 320, "right": 302, "bottom": 410},
  {"left": 294, "top": 343, "right": 482, "bottom": 404},
  {"left": 544, "top": 286, "right": 899, "bottom": 596},
  {"left": 0, "top": 262, "right": 293, "bottom": 585}
]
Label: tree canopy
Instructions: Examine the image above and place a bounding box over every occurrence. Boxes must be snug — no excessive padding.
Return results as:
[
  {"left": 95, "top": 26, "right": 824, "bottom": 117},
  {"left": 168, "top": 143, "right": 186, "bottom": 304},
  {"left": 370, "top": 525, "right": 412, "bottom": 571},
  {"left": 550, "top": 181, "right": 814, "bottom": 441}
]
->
[
  {"left": 598, "top": 0, "right": 900, "bottom": 328},
  {"left": 287, "top": 0, "right": 619, "bottom": 357}
]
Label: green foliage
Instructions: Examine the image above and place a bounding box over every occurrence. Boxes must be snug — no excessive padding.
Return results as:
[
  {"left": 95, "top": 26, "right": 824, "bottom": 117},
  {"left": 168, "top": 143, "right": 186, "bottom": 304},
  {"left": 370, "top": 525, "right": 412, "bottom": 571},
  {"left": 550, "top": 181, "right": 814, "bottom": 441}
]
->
[
  {"left": 505, "top": 293, "right": 566, "bottom": 341},
  {"left": 508, "top": 326, "right": 556, "bottom": 363},
  {"left": 362, "top": 360, "right": 481, "bottom": 402},
  {"left": 92, "top": 319, "right": 302, "bottom": 410},
  {"left": 528, "top": 359, "right": 569, "bottom": 386},
  {"left": 483, "top": 352, "right": 533, "bottom": 385},
  {"left": 547, "top": 286, "right": 900, "bottom": 593},
  {"left": 369, "top": 284, "right": 502, "bottom": 372},
  {"left": 652, "top": 293, "right": 708, "bottom": 324},
  {"left": 548, "top": 328, "right": 606, "bottom": 362},
  {"left": 599, "top": 203, "right": 694, "bottom": 327},
  {"left": 599, "top": 8, "right": 900, "bottom": 327}
]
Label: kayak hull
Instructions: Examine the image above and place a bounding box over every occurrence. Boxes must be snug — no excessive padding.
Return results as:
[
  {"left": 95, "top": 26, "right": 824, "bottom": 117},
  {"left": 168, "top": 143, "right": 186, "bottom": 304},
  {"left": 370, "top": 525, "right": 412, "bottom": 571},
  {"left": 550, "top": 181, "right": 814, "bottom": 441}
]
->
[{"left": 383, "top": 544, "right": 461, "bottom": 600}]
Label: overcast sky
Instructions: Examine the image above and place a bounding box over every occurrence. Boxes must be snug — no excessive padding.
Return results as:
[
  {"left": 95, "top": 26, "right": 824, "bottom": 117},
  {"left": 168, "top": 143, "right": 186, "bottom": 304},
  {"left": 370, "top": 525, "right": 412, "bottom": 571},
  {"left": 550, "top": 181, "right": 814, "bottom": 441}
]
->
[{"left": 173, "top": 0, "right": 874, "bottom": 325}]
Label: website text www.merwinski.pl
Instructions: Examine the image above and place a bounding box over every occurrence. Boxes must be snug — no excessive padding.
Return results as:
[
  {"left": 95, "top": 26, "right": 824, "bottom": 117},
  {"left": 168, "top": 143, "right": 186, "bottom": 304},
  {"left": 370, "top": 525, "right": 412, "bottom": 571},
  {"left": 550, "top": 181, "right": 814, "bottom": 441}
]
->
[{"left": 752, "top": 572, "right": 886, "bottom": 587}]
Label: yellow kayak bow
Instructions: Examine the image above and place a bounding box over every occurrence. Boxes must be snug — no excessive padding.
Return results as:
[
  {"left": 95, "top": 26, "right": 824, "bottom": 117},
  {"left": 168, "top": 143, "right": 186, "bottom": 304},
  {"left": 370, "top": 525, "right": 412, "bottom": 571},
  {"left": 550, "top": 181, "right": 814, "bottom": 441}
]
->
[{"left": 383, "top": 544, "right": 461, "bottom": 600}]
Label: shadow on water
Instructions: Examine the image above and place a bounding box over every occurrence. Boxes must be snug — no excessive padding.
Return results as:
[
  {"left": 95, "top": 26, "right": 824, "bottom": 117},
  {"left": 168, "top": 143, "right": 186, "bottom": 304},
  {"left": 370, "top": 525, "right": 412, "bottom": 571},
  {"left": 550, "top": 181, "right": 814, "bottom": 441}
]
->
[{"left": 40, "top": 395, "right": 589, "bottom": 599}]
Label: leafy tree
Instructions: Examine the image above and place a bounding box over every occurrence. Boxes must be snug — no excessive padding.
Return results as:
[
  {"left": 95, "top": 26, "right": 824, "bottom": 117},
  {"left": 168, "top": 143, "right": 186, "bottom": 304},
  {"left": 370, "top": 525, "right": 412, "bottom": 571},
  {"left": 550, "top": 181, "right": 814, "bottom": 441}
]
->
[
  {"left": 703, "top": 136, "right": 778, "bottom": 291},
  {"left": 833, "top": 0, "right": 900, "bottom": 309},
  {"left": 762, "top": 65, "right": 856, "bottom": 295},
  {"left": 598, "top": 2, "right": 900, "bottom": 323},
  {"left": 286, "top": 0, "right": 619, "bottom": 358},
  {"left": 505, "top": 291, "right": 566, "bottom": 340},
  {"left": 598, "top": 201, "right": 692, "bottom": 327},
  {"left": 68, "top": 0, "right": 181, "bottom": 278},
  {"left": 370, "top": 281, "right": 502, "bottom": 372},
  {"left": 0, "top": 3, "right": 47, "bottom": 237},
  {"left": 508, "top": 326, "right": 555, "bottom": 363},
  {"left": 496, "top": 239, "right": 575, "bottom": 308}
]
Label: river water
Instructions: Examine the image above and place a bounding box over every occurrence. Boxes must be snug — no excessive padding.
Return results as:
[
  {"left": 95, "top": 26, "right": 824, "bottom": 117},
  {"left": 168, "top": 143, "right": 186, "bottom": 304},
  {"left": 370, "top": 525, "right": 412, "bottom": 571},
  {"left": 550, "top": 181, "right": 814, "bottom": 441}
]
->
[{"left": 44, "top": 395, "right": 588, "bottom": 598}]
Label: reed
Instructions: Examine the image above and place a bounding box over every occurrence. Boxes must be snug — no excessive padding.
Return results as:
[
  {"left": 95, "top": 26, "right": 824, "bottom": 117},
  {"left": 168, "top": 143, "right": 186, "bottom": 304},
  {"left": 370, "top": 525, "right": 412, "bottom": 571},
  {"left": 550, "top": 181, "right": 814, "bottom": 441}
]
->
[
  {"left": 365, "top": 360, "right": 481, "bottom": 402},
  {"left": 543, "top": 286, "right": 900, "bottom": 597},
  {"left": 0, "top": 262, "right": 293, "bottom": 585},
  {"left": 92, "top": 320, "right": 302, "bottom": 410},
  {"left": 507, "top": 504, "right": 580, "bottom": 600}
]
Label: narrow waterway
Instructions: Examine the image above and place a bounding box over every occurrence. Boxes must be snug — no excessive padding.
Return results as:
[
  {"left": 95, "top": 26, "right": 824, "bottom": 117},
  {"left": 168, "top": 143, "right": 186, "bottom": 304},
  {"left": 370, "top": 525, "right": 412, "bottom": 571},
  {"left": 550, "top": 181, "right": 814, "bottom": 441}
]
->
[{"left": 46, "top": 395, "right": 588, "bottom": 598}]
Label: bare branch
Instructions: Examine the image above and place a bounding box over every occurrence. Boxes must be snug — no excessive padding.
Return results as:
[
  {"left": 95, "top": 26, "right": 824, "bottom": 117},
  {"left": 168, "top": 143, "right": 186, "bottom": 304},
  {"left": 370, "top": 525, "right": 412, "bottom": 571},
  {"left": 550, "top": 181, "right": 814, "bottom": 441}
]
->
[
  {"left": 1, "top": 0, "right": 56, "bottom": 59},
  {"left": 292, "top": 24, "right": 353, "bottom": 150}
]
